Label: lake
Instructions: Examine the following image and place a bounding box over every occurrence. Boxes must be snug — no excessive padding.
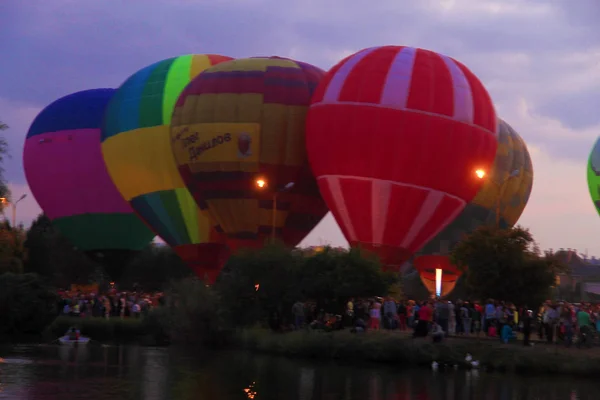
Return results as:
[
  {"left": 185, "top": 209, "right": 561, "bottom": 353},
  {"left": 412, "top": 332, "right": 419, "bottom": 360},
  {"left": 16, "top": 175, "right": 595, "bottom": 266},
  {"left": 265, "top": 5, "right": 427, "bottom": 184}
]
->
[{"left": 0, "top": 344, "right": 596, "bottom": 399}]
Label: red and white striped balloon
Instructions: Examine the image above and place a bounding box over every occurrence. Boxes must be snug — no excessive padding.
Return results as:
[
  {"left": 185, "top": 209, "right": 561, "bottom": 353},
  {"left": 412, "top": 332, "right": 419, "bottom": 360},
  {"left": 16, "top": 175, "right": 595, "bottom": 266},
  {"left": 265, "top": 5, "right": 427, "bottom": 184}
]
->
[{"left": 306, "top": 46, "right": 498, "bottom": 270}]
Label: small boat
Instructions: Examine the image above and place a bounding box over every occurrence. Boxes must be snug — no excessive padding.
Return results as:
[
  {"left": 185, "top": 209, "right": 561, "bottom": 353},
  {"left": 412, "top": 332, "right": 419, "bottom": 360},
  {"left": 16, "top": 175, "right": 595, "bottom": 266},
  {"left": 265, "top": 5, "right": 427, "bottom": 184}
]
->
[{"left": 58, "top": 336, "right": 91, "bottom": 346}]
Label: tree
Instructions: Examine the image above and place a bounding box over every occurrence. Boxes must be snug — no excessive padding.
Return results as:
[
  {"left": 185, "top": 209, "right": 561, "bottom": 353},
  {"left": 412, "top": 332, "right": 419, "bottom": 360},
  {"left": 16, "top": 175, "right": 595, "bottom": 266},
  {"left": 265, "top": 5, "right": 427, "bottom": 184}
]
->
[
  {"left": 150, "top": 278, "right": 228, "bottom": 345},
  {"left": 0, "top": 121, "right": 10, "bottom": 198},
  {"left": 23, "top": 214, "right": 98, "bottom": 287},
  {"left": 216, "top": 244, "right": 397, "bottom": 327},
  {"left": 0, "top": 273, "right": 59, "bottom": 336},
  {"left": 119, "top": 244, "right": 192, "bottom": 291},
  {"left": 298, "top": 247, "right": 395, "bottom": 311},
  {"left": 217, "top": 243, "right": 305, "bottom": 326},
  {"left": 451, "top": 226, "right": 569, "bottom": 306},
  {"left": 0, "top": 221, "right": 27, "bottom": 274},
  {"left": 23, "top": 214, "right": 192, "bottom": 289}
]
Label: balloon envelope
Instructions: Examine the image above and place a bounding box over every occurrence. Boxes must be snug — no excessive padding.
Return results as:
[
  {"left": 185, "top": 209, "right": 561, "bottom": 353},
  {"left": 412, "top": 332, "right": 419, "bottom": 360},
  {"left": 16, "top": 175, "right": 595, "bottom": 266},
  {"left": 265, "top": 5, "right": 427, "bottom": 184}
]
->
[
  {"left": 417, "top": 118, "right": 533, "bottom": 257},
  {"left": 306, "top": 46, "right": 498, "bottom": 270},
  {"left": 102, "top": 54, "right": 233, "bottom": 283},
  {"left": 413, "top": 255, "right": 461, "bottom": 297},
  {"left": 170, "top": 57, "right": 327, "bottom": 251},
  {"left": 588, "top": 137, "right": 600, "bottom": 216},
  {"left": 24, "top": 89, "right": 156, "bottom": 279}
]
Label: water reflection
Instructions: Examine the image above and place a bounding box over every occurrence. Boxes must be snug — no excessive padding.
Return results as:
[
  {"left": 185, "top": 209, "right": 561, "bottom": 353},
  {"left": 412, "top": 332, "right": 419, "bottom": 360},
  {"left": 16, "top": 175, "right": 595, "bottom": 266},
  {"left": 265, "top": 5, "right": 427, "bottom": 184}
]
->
[{"left": 0, "top": 345, "right": 597, "bottom": 399}]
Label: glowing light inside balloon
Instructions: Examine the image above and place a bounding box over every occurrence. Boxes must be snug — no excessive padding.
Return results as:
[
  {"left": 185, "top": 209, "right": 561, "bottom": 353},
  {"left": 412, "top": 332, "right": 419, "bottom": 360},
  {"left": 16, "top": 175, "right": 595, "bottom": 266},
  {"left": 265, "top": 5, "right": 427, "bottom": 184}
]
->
[{"left": 435, "top": 268, "right": 442, "bottom": 297}]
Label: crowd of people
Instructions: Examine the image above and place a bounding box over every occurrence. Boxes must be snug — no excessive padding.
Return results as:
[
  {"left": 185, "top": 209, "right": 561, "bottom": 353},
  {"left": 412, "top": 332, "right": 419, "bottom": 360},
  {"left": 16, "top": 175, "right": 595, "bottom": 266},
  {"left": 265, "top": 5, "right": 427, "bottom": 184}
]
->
[
  {"left": 57, "top": 289, "right": 165, "bottom": 319},
  {"left": 291, "top": 297, "right": 600, "bottom": 348}
]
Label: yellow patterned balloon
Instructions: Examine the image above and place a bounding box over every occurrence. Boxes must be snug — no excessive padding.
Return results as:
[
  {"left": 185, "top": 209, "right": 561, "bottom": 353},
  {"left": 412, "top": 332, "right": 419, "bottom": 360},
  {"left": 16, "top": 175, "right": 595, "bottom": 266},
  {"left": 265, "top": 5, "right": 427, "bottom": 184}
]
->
[
  {"left": 170, "top": 57, "right": 327, "bottom": 251},
  {"left": 417, "top": 118, "right": 533, "bottom": 255}
]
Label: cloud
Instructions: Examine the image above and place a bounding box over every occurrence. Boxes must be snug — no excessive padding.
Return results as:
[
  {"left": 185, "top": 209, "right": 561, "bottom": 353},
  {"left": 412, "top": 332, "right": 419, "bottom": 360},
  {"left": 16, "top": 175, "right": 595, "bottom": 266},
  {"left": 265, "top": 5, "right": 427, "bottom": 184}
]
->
[{"left": 1, "top": 0, "right": 600, "bottom": 256}]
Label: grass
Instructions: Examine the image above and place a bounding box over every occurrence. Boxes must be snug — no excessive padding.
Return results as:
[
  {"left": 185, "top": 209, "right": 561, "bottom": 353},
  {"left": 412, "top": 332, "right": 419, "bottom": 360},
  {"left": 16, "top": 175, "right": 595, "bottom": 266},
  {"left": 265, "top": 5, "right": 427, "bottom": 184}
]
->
[{"left": 233, "top": 328, "right": 600, "bottom": 377}]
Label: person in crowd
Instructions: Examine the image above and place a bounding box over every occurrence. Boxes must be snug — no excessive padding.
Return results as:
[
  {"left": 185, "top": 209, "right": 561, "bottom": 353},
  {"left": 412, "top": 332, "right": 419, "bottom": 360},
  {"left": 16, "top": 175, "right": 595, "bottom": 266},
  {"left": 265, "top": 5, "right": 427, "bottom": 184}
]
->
[
  {"left": 397, "top": 301, "right": 407, "bottom": 331},
  {"left": 560, "top": 303, "right": 575, "bottom": 347},
  {"left": 522, "top": 309, "right": 533, "bottom": 346},
  {"left": 345, "top": 298, "right": 355, "bottom": 328},
  {"left": 369, "top": 300, "right": 382, "bottom": 331},
  {"left": 435, "top": 300, "right": 450, "bottom": 335},
  {"left": 470, "top": 302, "right": 482, "bottom": 336},
  {"left": 455, "top": 300, "right": 464, "bottom": 335},
  {"left": 577, "top": 306, "right": 593, "bottom": 348},
  {"left": 461, "top": 301, "right": 471, "bottom": 335},
  {"left": 544, "top": 304, "right": 559, "bottom": 344},
  {"left": 501, "top": 321, "right": 513, "bottom": 344},
  {"left": 383, "top": 297, "right": 398, "bottom": 330},
  {"left": 292, "top": 300, "right": 305, "bottom": 330},
  {"left": 413, "top": 301, "right": 432, "bottom": 338},
  {"left": 484, "top": 299, "right": 496, "bottom": 334},
  {"left": 431, "top": 322, "right": 444, "bottom": 343}
]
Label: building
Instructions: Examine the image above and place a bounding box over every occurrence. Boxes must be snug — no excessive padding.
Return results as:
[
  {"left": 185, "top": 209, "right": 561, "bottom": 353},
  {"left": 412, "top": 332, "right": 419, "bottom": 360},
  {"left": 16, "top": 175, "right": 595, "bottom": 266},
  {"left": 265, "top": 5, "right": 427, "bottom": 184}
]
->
[{"left": 554, "top": 249, "right": 600, "bottom": 301}]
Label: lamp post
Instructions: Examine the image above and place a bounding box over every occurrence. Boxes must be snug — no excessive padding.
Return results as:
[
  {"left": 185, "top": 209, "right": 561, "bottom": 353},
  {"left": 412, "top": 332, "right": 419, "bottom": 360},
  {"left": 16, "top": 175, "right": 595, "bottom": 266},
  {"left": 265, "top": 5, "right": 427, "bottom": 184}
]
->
[
  {"left": 255, "top": 178, "right": 295, "bottom": 242},
  {"left": 0, "top": 194, "right": 27, "bottom": 227}
]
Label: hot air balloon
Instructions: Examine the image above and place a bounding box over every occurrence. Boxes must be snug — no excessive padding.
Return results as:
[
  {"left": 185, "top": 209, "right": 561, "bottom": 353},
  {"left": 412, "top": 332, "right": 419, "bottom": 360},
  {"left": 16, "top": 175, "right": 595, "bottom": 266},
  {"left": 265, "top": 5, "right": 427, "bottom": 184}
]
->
[
  {"left": 413, "top": 256, "right": 461, "bottom": 297},
  {"left": 306, "top": 46, "right": 498, "bottom": 271},
  {"left": 588, "top": 137, "right": 600, "bottom": 216},
  {"left": 413, "top": 118, "right": 533, "bottom": 295},
  {"left": 24, "top": 89, "right": 156, "bottom": 280},
  {"left": 101, "top": 54, "right": 233, "bottom": 283},
  {"left": 170, "top": 57, "right": 328, "bottom": 251}
]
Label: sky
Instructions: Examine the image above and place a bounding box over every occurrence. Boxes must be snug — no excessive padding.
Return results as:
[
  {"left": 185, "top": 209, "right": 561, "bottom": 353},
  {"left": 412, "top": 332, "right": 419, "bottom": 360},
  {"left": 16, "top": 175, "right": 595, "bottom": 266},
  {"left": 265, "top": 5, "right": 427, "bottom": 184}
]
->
[{"left": 1, "top": 0, "right": 600, "bottom": 255}]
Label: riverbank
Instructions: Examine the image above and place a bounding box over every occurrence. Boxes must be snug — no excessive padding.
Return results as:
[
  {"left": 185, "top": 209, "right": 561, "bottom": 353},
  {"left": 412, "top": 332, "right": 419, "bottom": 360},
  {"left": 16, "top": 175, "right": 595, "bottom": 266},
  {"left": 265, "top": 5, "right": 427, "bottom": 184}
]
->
[{"left": 233, "top": 328, "right": 600, "bottom": 377}]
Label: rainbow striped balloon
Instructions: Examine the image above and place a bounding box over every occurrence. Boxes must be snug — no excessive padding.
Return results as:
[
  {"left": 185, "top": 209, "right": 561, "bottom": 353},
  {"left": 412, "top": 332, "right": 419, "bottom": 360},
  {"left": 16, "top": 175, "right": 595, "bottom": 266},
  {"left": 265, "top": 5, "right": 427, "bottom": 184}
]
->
[{"left": 101, "top": 54, "right": 233, "bottom": 282}]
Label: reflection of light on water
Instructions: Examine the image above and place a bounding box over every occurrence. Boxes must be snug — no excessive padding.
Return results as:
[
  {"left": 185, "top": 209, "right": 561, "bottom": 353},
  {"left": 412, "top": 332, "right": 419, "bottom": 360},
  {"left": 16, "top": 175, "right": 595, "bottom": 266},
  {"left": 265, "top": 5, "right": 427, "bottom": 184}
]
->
[
  {"left": 141, "top": 348, "right": 169, "bottom": 400},
  {"left": 344, "top": 376, "right": 351, "bottom": 400},
  {"left": 244, "top": 381, "right": 257, "bottom": 399},
  {"left": 299, "top": 367, "right": 315, "bottom": 400},
  {"left": 368, "top": 373, "right": 381, "bottom": 400}
]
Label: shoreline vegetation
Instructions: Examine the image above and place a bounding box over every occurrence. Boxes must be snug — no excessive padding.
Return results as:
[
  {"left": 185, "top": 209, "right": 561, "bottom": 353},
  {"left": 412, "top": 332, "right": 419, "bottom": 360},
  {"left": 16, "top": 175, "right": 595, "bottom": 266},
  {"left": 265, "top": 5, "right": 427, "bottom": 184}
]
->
[
  {"left": 30, "top": 317, "right": 600, "bottom": 378},
  {"left": 233, "top": 328, "right": 600, "bottom": 377},
  {"left": 0, "top": 237, "right": 580, "bottom": 378}
]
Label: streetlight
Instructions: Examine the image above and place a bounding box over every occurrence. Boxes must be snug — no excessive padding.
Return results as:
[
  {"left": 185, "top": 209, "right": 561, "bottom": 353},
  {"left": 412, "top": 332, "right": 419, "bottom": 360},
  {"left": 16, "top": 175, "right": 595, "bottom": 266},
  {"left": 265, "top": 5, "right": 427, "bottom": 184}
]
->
[
  {"left": 0, "top": 194, "right": 27, "bottom": 227},
  {"left": 489, "top": 169, "right": 520, "bottom": 228},
  {"left": 255, "top": 178, "right": 295, "bottom": 242}
]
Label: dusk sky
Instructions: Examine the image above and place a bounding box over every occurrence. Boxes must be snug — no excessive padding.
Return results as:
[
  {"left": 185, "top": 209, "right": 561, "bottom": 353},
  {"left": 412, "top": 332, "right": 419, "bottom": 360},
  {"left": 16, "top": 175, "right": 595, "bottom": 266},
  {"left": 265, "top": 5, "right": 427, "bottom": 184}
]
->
[{"left": 2, "top": 0, "right": 599, "bottom": 255}]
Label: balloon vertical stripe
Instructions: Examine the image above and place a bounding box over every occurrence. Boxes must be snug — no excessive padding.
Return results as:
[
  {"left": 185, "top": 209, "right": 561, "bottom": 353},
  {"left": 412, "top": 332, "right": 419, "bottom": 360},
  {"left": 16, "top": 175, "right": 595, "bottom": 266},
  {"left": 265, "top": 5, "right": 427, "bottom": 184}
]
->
[{"left": 163, "top": 55, "right": 193, "bottom": 124}]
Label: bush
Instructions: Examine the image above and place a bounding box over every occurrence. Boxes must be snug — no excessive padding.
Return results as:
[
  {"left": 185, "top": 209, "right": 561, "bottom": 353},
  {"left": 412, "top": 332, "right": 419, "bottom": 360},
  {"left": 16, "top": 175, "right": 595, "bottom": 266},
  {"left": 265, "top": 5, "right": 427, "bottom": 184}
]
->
[
  {"left": 152, "top": 277, "right": 231, "bottom": 346},
  {"left": 0, "top": 273, "right": 58, "bottom": 337}
]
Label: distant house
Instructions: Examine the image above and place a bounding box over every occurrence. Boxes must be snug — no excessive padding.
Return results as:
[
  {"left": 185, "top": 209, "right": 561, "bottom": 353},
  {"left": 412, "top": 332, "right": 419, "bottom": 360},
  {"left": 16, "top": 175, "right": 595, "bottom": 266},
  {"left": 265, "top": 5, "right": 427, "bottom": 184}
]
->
[
  {"left": 298, "top": 246, "right": 347, "bottom": 256},
  {"left": 554, "top": 249, "right": 600, "bottom": 301}
]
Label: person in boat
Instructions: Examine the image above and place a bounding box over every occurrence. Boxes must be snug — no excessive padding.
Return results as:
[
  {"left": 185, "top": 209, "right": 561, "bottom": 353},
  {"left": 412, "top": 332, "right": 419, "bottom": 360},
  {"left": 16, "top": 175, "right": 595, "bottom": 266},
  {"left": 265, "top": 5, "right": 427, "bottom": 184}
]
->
[{"left": 66, "top": 327, "right": 81, "bottom": 341}]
